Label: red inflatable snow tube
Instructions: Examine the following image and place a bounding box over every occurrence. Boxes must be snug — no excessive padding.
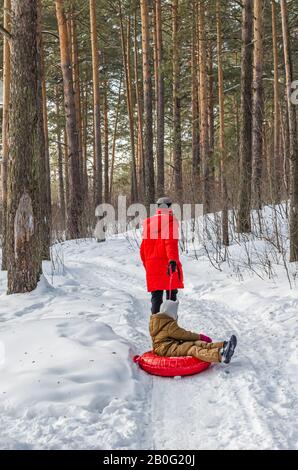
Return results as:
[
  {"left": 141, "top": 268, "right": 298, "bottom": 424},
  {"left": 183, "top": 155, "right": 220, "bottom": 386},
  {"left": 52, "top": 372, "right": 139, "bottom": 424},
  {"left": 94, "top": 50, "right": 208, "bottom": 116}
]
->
[{"left": 133, "top": 351, "right": 211, "bottom": 377}]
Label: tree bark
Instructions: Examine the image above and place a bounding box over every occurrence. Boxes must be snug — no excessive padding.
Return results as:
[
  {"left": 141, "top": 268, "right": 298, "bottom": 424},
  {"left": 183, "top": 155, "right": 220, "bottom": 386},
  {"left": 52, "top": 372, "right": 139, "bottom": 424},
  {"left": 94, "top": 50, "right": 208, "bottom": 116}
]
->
[
  {"left": 56, "top": 0, "right": 82, "bottom": 239},
  {"left": 104, "top": 74, "right": 109, "bottom": 203},
  {"left": 110, "top": 80, "right": 122, "bottom": 200},
  {"left": 134, "top": 9, "right": 145, "bottom": 199},
  {"left": 237, "top": 0, "right": 253, "bottom": 233},
  {"left": 191, "top": 0, "right": 200, "bottom": 200},
  {"left": 172, "top": 0, "right": 183, "bottom": 202},
  {"left": 38, "top": 0, "right": 51, "bottom": 259},
  {"left": 140, "top": 0, "right": 155, "bottom": 208},
  {"left": 280, "top": 0, "right": 298, "bottom": 261},
  {"left": 55, "top": 87, "right": 66, "bottom": 226},
  {"left": 64, "top": 127, "right": 70, "bottom": 211},
  {"left": 155, "top": 0, "right": 165, "bottom": 198},
  {"left": 271, "top": 0, "right": 280, "bottom": 201},
  {"left": 198, "top": 0, "right": 210, "bottom": 212},
  {"left": 7, "top": 0, "right": 43, "bottom": 293},
  {"left": 208, "top": 40, "right": 215, "bottom": 177},
  {"left": 1, "top": 0, "right": 11, "bottom": 271},
  {"left": 119, "top": 2, "right": 138, "bottom": 203},
  {"left": 70, "top": 3, "right": 84, "bottom": 205},
  {"left": 81, "top": 66, "right": 89, "bottom": 198},
  {"left": 89, "top": 0, "right": 103, "bottom": 208},
  {"left": 216, "top": 0, "right": 229, "bottom": 246},
  {"left": 252, "top": 0, "right": 264, "bottom": 209}
]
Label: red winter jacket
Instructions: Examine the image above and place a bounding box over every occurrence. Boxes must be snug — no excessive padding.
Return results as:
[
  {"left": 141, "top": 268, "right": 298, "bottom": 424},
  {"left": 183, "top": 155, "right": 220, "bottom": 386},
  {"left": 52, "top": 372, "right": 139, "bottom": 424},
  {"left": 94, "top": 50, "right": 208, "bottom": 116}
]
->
[{"left": 140, "top": 208, "right": 184, "bottom": 292}]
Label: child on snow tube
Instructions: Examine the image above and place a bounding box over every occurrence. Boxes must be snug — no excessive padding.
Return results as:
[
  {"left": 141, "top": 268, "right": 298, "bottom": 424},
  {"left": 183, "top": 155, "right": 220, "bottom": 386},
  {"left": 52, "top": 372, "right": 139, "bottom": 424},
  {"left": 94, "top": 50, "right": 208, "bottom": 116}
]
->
[{"left": 149, "top": 300, "right": 237, "bottom": 364}]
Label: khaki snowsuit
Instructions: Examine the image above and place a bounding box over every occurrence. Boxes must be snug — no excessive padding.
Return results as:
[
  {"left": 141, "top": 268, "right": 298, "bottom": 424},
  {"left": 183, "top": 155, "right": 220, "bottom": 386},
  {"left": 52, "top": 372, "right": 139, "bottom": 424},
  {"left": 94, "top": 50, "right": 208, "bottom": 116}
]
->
[{"left": 149, "top": 313, "right": 224, "bottom": 363}]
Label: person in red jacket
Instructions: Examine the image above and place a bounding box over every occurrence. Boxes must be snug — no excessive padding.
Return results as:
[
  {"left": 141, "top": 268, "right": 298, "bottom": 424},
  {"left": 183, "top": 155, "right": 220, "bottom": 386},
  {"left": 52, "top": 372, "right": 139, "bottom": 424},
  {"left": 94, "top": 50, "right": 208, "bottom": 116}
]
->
[{"left": 140, "top": 197, "right": 184, "bottom": 314}]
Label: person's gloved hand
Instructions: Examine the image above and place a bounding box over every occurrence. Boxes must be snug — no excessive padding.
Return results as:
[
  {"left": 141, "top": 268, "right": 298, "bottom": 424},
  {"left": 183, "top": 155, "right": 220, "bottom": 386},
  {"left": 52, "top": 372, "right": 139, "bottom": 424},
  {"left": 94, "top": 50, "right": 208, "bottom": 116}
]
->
[
  {"left": 199, "top": 333, "right": 212, "bottom": 343},
  {"left": 167, "top": 260, "right": 177, "bottom": 275}
]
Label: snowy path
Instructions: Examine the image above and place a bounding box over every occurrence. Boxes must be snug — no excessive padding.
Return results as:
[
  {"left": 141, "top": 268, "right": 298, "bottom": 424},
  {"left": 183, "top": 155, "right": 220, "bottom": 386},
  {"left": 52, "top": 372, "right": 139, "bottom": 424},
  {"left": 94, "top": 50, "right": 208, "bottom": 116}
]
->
[{"left": 0, "top": 237, "right": 297, "bottom": 449}]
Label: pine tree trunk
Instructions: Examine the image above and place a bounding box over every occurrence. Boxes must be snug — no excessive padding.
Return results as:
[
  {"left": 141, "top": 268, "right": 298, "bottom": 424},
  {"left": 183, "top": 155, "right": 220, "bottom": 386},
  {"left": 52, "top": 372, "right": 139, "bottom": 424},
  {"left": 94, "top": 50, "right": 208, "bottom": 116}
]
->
[
  {"left": 63, "top": 127, "right": 70, "bottom": 212},
  {"left": 235, "top": 93, "right": 240, "bottom": 175},
  {"left": 252, "top": 0, "right": 264, "bottom": 210},
  {"left": 89, "top": 0, "right": 103, "bottom": 208},
  {"left": 55, "top": 87, "right": 66, "bottom": 226},
  {"left": 7, "top": 0, "right": 43, "bottom": 294},
  {"left": 70, "top": 0, "right": 87, "bottom": 216},
  {"left": 155, "top": 0, "right": 165, "bottom": 198},
  {"left": 104, "top": 76, "right": 109, "bottom": 203},
  {"left": 198, "top": 0, "right": 210, "bottom": 212},
  {"left": 153, "top": 3, "right": 158, "bottom": 120},
  {"left": 280, "top": 0, "right": 298, "bottom": 261},
  {"left": 119, "top": 2, "right": 138, "bottom": 203},
  {"left": 191, "top": 0, "right": 200, "bottom": 201},
  {"left": 70, "top": 4, "right": 84, "bottom": 208},
  {"left": 208, "top": 40, "right": 215, "bottom": 178},
  {"left": 271, "top": 0, "right": 280, "bottom": 202},
  {"left": 81, "top": 67, "right": 89, "bottom": 198},
  {"left": 281, "top": 95, "right": 290, "bottom": 194},
  {"left": 56, "top": 0, "right": 82, "bottom": 239},
  {"left": 110, "top": 81, "right": 122, "bottom": 200},
  {"left": 237, "top": 0, "right": 253, "bottom": 233},
  {"left": 140, "top": 0, "right": 155, "bottom": 208},
  {"left": 38, "top": 0, "right": 51, "bottom": 260},
  {"left": 172, "top": 0, "right": 183, "bottom": 202},
  {"left": 216, "top": 0, "right": 229, "bottom": 246},
  {"left": 128, "top": 24, "right": 138, "bottom": 203},
  {"left": 134, "top": 10, "right": 145, "bottom": 199},
  {"left": 1, "top": 0, "right": 11, "bottom": 271}
]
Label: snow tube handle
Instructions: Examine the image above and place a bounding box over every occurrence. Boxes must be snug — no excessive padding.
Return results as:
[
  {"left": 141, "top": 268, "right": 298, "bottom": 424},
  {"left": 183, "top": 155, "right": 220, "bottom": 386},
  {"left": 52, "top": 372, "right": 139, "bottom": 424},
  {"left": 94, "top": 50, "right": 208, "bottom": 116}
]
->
[
  {"left": 169, "top": 267, "right": 173, "bottom": 298},
  {"left": 133, "top": 355, "right": 140, "bottom": 364}
]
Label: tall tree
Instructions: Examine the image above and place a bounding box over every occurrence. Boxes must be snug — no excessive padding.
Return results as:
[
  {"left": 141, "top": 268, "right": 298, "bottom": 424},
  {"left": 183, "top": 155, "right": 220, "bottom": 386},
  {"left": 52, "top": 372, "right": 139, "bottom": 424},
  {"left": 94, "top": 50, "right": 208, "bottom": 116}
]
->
[
  {"left": 81, "top": 65, "right": 89, "bottom": 198},
  {"left": 70, "top": 3, "right": 84, "bottom": 204},
  {"left": 134, "top": 9, "right": 145, "bottom": 199},
  {"left": 216, "top": 0, "right": 229, "bottom": 246},
  {"left": 38, "top": 0, "right": 51, "bottom": 260},
  {"left": 63, "top": 127, "right": 70, "bottom": 211},
  {"left": 119, "top": 2, "right": 138, "bottom": 202},
  {"left": 55, "top": 87, "right": 66, "bottom": 226},
  {"left": 1, "top": 0, "right": 11, "bottom": 271},
  {"left": 280, "top": 0, "right": 298, "bottom": 261},
  {"left": 109, "top": 80, "right": 122, "bottom": 200},
  {"left": 237, "top": 0, "right": 253, "bottom": 233},
  {"left": 7, "top": 0, "right": 43, "bottom": 293},
  {"left": 198, "top": 0, "right": 210, "bottom": 212},
  {"left": 104, "top": 73, "right": 109, "bottom": 203},
  {"left": 191, "top": 0, "right": 200, "bottom": 199},
  {"left": 252, "top": 0, "right": 264, "bottom": 209},
  {"left": 172, "top": 0, "right": 183, "bottom": 202},
  {"left": 271, "top": 0, "right": 280, "bottom": 201},
  {"left": 154, "top": 0, "right": 165, "bottom": 198},
  {"left": 207, "top": 40, "right": 215, "bottom": 172},
  {"left": 56, "top": 0, "right": 83, "bottom": 239},
  {"left": 140, "top": 0, "right": 155, "bottom": 208},
  {"left": 89, "top": 0, "right": 103, "bottom": 208}
]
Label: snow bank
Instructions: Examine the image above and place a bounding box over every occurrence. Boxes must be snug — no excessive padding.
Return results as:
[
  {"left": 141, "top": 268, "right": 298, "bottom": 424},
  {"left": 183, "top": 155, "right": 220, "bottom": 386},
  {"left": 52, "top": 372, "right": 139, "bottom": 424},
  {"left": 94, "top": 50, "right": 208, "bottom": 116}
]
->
[
  {"left": 0, "top": 240, "right": 151, "bottom": 449},
  {"left": 0, "top": 222, "right": 297, "bottom": 449}
]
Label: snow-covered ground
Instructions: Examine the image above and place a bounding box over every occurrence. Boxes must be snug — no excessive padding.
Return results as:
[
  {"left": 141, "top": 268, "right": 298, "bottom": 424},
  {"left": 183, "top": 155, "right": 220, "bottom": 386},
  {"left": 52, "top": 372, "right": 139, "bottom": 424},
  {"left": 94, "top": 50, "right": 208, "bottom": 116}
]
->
[{"left": 0, "top": 232, "right": 297, "bottom": 449}]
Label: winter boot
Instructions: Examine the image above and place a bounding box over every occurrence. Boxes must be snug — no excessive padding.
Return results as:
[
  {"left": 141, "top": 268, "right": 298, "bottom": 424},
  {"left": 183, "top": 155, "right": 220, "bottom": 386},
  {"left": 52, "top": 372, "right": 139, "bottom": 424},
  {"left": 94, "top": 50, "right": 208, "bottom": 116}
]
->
[{"left": 221, "top": 335, "right": 237, "bottom": 364}]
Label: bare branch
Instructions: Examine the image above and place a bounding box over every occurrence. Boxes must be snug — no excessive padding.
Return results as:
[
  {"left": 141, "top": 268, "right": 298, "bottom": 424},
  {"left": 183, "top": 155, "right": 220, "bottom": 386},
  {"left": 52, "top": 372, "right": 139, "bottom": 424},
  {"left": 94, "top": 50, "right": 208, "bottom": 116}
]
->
[
  {"left": 0, "top": 25, "right": 12, "bottom": 41},
  {"left": 42, "top": 30, "right": 59, "bottom": 40}
]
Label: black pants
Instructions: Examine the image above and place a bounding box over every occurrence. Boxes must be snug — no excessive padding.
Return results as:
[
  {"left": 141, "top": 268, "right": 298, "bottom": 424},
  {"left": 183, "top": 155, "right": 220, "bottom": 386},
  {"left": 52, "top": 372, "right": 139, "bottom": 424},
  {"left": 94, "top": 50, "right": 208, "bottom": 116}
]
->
[{"left": 151, "top": 289, "right": 178, "bottom": 314}]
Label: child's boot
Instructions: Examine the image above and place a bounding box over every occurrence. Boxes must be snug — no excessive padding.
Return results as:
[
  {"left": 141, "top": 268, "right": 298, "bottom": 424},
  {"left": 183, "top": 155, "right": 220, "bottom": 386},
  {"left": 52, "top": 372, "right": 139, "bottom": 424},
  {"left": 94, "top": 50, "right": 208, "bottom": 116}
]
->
[{"left": 221, "top": 335, "right": 237, "bottom": 364}]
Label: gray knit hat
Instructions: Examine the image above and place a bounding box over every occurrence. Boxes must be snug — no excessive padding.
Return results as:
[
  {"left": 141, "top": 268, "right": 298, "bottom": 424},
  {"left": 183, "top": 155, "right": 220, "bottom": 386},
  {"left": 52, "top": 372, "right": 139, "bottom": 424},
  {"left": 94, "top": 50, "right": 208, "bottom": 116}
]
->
[
  {"left": 159, "top": 300, "right": 179, "bottom": 321},
  {"left": 156, "top": 196, "right": 173, "bottom": 207}
]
